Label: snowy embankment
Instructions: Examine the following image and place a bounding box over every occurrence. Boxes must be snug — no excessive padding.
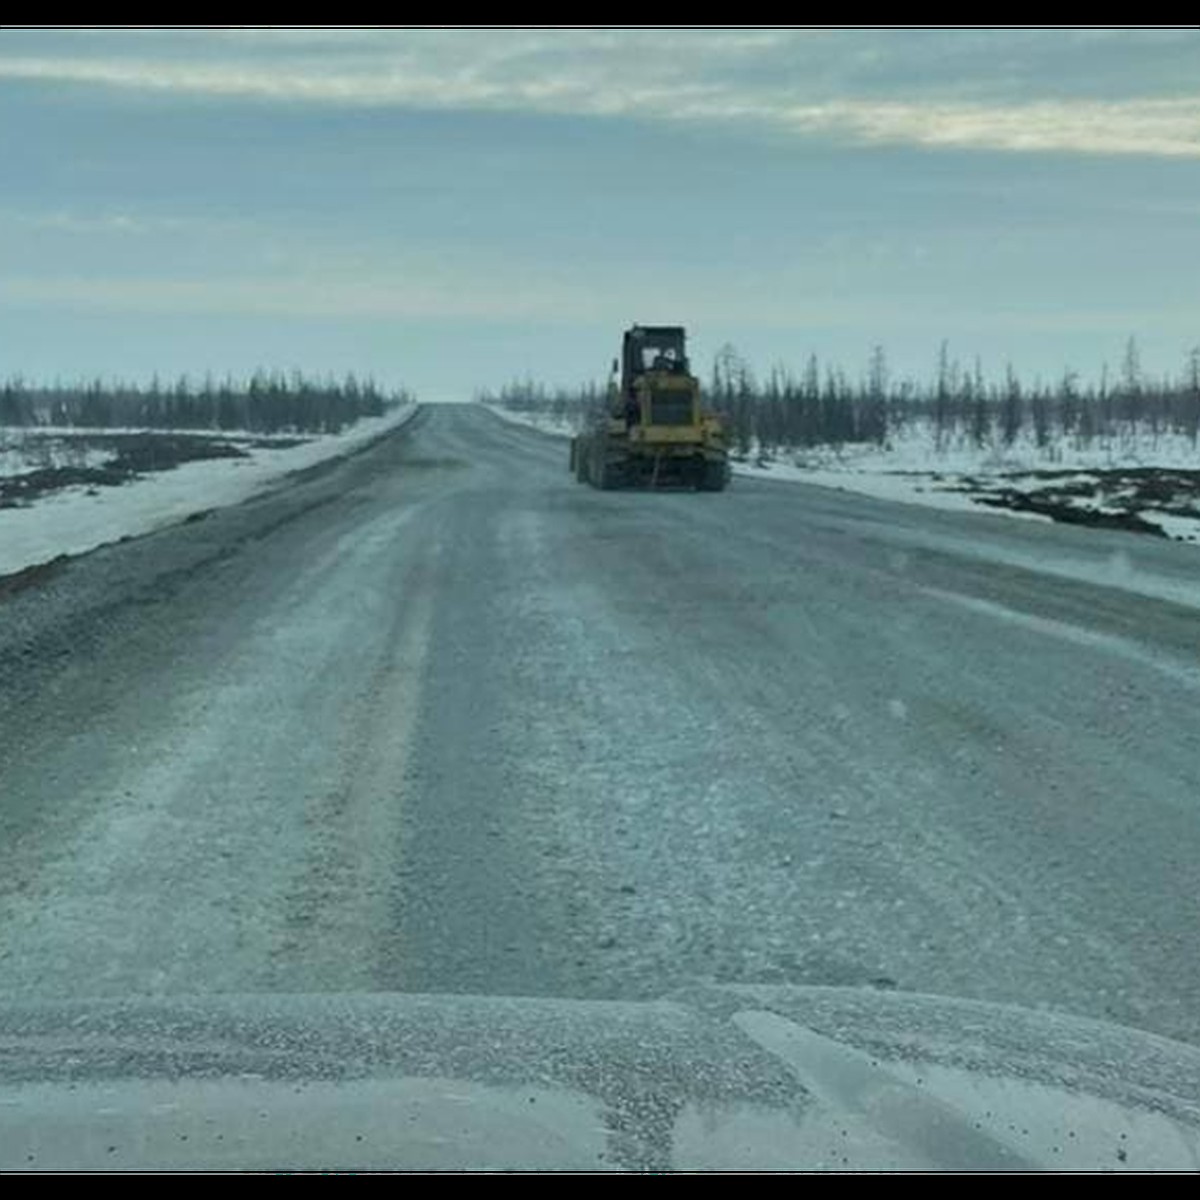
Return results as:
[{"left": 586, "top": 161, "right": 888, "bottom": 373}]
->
[
  {"left": 482, "top": 403, "right": 1200, "bottom": 544},
  {"left": 483, "top": 404, "right": 578, "bottom": 441},
  {"left": 0, "top": 403, "right": 419, "bottom": 579}
]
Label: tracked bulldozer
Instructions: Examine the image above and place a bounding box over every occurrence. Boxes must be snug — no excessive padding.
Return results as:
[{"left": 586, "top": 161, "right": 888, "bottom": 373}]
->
[{"left": 570, "top": 325, "right": 729, "bottom": 491}]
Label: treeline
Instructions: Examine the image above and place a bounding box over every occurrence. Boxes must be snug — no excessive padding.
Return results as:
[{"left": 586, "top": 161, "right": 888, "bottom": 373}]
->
[
  {"left": 0, "top": 371, "right": 411, "bottom": 435},
  {"left": 481, "top": 340, "right": 1200, "bottom": 457},
  {"left": 479, "top": 378, "right": 608, "bottom": 427}
]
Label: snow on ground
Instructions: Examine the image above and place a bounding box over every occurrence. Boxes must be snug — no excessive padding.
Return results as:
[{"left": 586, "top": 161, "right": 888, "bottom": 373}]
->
[
  {"left": 0, "top": 404, "right": 419, "bottom": 578},
  {"left": 0, "top": 434, "right": 114, "bottom": 478},
  {"left": 735, "top": 453, "right": 1042, "bottom": 518},
  {"left": 730, "top": 428, "right": 1200, "bottom": 541},
  {"left": 1151, "top": 513, "right": 1200, "bottom": 544},
  {"left": 484, "top": 404, "right": 580, "bottom": 439},
  {"left": 483, "top": 404, "right": 1200, "bottom": 543}
]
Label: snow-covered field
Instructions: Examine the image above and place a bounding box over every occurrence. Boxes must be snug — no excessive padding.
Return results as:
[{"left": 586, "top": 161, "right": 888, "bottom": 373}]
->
[
  {"left": 0, "top": 433, "right": 114, "bottom": 479},
  {"left": 483, "top": 404, "right": 1200, "bottom": 544},
  {"left": 0, "top": 404, "right": 418, "bottom": 579}
]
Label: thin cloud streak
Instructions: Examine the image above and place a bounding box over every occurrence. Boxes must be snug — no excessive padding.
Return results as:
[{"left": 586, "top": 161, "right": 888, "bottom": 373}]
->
[{"left": 3, "top": 35, "right": 1199, "bottom": 159}]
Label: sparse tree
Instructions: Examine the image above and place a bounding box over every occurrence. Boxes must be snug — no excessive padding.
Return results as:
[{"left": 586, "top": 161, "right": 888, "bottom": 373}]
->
[{"left": 1000, "top": 364, "right": 1022, "bottom": 448}]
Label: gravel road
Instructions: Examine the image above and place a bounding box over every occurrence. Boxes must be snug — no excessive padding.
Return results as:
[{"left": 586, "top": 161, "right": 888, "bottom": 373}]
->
[{"left": 2, "top": 404, "right": 1198, "bottom": 1046}]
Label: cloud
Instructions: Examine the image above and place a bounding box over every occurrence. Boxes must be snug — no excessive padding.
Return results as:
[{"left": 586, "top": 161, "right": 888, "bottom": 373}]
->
[
  {"left": 3, "top": 30, "right": 1199, "bottom": 158},
  {"left": 779, "top": 97, "right": 1200, "bottom": 158},
  {"left": 0, "top": 208, "right": 242, "bottom": 236}
]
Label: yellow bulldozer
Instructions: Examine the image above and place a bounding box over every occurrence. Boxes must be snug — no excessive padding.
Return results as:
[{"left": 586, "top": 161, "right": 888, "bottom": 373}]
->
[{"left": 570, "top": 325, "right": 729, "bottom": 491}]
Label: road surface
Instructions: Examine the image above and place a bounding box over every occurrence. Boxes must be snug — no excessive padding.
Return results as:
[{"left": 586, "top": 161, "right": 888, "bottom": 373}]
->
[{"left": 1, "top": 404, "right": 1198, "bottom": 1047}]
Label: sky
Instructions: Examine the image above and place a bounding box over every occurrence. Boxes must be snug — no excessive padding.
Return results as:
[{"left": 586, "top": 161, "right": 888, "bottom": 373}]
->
[{"left": 1, "top": 27, "right": 1198, "bottom": 401}]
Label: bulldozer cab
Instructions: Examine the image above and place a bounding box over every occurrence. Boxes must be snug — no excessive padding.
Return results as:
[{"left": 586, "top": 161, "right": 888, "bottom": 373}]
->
[{"left": 621, "top": 326, "right": 689, "bottom": 396}]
